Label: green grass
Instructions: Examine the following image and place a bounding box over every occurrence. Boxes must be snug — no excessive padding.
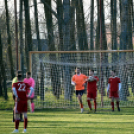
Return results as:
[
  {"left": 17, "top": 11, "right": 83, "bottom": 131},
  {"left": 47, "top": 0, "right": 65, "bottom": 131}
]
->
[{"left": 1, "top": 108, "right": 134, "bottom": 134}]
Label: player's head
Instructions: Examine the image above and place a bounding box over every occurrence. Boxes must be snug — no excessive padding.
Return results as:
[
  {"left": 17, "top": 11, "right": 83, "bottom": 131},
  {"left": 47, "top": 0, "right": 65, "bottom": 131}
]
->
[
  {"left": 17, "top": 74, "right": 23, "bottom": 81},
  {"left": 89, "top": 69, "right": 94, "bottom": 76},
  {"left": 111, "top": 70, "right": 116, "bottom": 76},
  {"left": 26, "top": 71, "right": 31, "bottom": 78},
  {"left": 75, "top": 68, "right": 81, "bottom": 75},
  {"left": 16, "top": 70, "right": 22, "bottom": 76}
]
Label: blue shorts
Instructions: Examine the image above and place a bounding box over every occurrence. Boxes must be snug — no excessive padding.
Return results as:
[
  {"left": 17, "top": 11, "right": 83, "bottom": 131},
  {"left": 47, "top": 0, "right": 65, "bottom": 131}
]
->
[{"left": 76, "top": 90, "right": 85, "bottom": 96}]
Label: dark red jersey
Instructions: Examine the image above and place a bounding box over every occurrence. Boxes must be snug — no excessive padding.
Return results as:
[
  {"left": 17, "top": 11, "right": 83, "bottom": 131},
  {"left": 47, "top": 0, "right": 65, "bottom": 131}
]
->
[
  {"left": 108, "top": 76, "right": 121, "bottom": 92},
  {"left": 87, "top": 76, "right": 99, "bottom": 92},
  {"left": 12, "top": 82, "right": 31, "bottom": 102}
]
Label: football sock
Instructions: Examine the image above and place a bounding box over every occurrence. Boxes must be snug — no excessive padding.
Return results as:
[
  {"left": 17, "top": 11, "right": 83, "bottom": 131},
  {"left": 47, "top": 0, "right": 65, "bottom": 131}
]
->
[
  {"left": 87, "top": 100, "right": 92, "bottom": 109},
  {"left": 31, "top": 103, "right": 34, "bottom": 112},
  {"left": 80, "top": 103, "right": 83, "bottom": 108},
  {"left": 24, "top": 118, "right": 28, "bottom": 129},
  {"left": 111, "top": 102, "right": 114, "bottom": 111},
  {"left": 15, "top": 120, "right": 19, "bottom": 129},
  {"left": 94, "top": 100, "right": 97, "bottom": 111},
  {"left": 116, "top": 101, "right": 119, "bottom": 107}
]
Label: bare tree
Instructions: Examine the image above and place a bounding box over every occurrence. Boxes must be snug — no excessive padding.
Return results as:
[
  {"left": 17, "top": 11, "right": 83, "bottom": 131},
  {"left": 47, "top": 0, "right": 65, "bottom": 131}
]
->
[
  {"left": 57, "top": 0, "right": 64, "bottom": 51},
  {"left": 24, "top": 0, "right": 33, "bottom": 71},
  {"left": 41, "top": 0, "right": 61, "bottom": 99},
  {"left": 119, "top": 0, "right": 128, "bottom": 100},
  {"left": 76, "top": 0, "right": 88, "bottom": 50},
  {"left": 0, "top": 31, "right": 3, "bottom": 96},
  {"left": 5, "top": 0, "right": 15, "bottom": 79},
  {"left": 0, "top": 31, "right": 7, "bottom": 100},
  {"left": 19, "top": 0, "right": 24, "bottom": 77}
]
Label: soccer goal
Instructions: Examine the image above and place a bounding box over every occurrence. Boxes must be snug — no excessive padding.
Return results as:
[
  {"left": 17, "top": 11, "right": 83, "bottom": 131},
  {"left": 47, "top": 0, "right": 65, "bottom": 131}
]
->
[{"left": 29, "top": 50, "right": 134, "bottom": 109}]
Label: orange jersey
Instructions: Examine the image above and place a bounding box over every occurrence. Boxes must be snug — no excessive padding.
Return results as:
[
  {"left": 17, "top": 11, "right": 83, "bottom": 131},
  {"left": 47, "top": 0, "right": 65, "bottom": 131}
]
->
[{"left": 72, "top": 74, "right": 87, "bottom": 90}]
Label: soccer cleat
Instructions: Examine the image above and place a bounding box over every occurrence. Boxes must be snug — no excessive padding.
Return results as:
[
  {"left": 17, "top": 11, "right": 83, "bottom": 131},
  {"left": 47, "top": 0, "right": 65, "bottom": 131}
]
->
[
  {"left": 12, "top": 129, "right": 18, "bottom": 133},
  {"left": 81, "top": 108, "right": 84, "bottom": 113},
  {"left": 22, "top": 129, "right": 27, "bottom": 133},
  {"left": 118, "top": 107, "right": 120, "bottom": 112}
]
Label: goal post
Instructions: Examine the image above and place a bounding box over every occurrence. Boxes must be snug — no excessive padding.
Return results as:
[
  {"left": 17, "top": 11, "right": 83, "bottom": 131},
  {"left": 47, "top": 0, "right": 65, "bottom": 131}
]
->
[{"left": 29, "top": 50, "right": 134, "bottom": 108}]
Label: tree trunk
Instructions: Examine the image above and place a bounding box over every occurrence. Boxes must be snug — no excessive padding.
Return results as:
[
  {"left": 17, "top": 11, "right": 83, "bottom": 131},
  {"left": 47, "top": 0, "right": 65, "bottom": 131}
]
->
[
  {"left": 111, "top": 0, "right": 118, "bottom": 67},
  {"left": 76, "top": 0, "right": 88, "bottom": 50},
  {"left": 19, "top": 0, "right": 24, "bottom": 77},
  {"left": 33, "top": 0, "right": 41, "bottom": 51},
  {"left": 42, "top": 0, "right": 61, "bottom": 99},
  {"left": 57, "top": 0, "right": 64, "bottom": 51},
  {"left": 0, "top": 31, "right": 3, "bottom": 96},
  {"left": 70, "top": 0, "right": 76, "bottom": 51},
  {"left": 119, "top": 0, "right": 128, "bottom": 101},
  {"left": 5, "top": 0, "right": 15, "bottom": 79},
  {"left": 0, "top": 31, "right": 7, "bottom": 100},
  {"left": 33, "top": 0, "right": 42, "bottom": 99},
  {"left": 63, "top": 0, "right": 72, "bottom": 100},
  {"left": 24, "top": 0, "right": 32, "bottom": 71},
  {"left": 89, "top": 0, "right": 94, "bottom": 70}
]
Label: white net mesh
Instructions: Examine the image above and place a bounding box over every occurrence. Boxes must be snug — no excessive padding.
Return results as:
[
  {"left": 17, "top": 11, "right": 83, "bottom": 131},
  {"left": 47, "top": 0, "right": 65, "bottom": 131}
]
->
[{"left": 30, "top": 51, "right": 134, "bottom": 108}]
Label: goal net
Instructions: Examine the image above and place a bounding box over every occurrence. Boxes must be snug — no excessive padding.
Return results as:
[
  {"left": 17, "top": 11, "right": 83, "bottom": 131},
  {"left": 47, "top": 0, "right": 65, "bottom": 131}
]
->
[{"left": 30, "top": 50, "right": 134, "bottom": 109}]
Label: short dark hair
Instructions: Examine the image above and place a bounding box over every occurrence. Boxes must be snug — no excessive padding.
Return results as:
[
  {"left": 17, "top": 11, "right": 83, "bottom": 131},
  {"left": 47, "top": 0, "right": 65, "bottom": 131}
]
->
[
  {"left": 17, "top": 74, "right": 22, "bottom": 81},
  {"left": 26, "top": 71, "right": 31, "bottom": 75},
  {"left": 112, "top": 70, "right": 116, "bottom": 73},
  {"left": 75, "top": 68, "right": 81, "bottom": 72},
  {"left": 16, "top": 70, "right": 22, "bottom": 76},
  {"left": 89, "top": 69, "right": 94, "bottom": 73}
]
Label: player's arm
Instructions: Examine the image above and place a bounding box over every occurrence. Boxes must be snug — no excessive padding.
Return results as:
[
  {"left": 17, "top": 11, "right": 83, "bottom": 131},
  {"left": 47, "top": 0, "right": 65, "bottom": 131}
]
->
[
  {"left": 28, "top": 87, "right": 34, "bottom": 98},
  {"left": 118, "top": 78, "right": 121, "bottom": 91},
  {"left": 12, "top": 86, "right": 19, "bottom": 101},
  {"left": 107, "top": 83, "right": 110, "bottom": 97},
  {"left": 119, "top": 83, "right": 121, "bottom": 91},
  {"left": 94, "top": 76, "right": 99, "bottom": 82},
  {"left": 71, "top": 76, "right": 76, "bottom": 86},
  {"left": 12, "top": 87, "right": 18, "bottom": 98},
  {"left": 31, "top": 78, "right": 35, "bottom": 88}
]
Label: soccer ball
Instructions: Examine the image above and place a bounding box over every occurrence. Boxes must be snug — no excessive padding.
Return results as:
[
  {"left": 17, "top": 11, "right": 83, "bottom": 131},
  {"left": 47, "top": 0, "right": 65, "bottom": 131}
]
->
[{"left": 88, "top": 76, "right": 94, "bottom": 82}]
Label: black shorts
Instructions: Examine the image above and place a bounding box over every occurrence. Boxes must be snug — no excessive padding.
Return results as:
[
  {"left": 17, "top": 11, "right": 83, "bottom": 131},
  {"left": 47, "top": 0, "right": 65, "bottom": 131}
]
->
[{"left": 76, "top": 90, "right": 85, "bottom": 96}]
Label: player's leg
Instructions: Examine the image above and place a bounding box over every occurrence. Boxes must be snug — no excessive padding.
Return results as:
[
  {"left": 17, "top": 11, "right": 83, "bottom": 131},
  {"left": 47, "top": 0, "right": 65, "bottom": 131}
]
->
[
  {"left": 87, "top": 92, "right": 92, "bottom": 110},
  {"left": 87, "top": 98, "right": 92, "bottom": 110},
  {"left": 94, "top": 98, "right": 97, "bottom": 112},
  {"left": 28, "top": 100, "right": 32, "bottom": 112},
  {"left": 77, "top": 94, "right": 84, "bottom": 113},
  {"left": 23, "top": 113, "right": 28, "bottom": 133},
  {"left": 31, "top": 98, "right": 34, "bottom": 113},
  {"left": 22, "top": 101, "right": 28, "bottom": 133},
  {"left": 12, "top": 95, "right": 15, "bottom": 122},
  {"left": 111, "top": 97, "right": 114, "bottom": 111},
  {"left": 12, "top": 103, "right": 20, "bottom": 133},
  {"left": 115, "top": 98, "right": 120, "bottom": 111},
  {"left": 109, "top": 91, "right": 114, "bottom": 111}
]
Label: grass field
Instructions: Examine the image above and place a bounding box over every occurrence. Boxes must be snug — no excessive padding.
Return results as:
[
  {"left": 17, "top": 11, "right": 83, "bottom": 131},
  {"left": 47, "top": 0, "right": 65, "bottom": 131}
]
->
[{"left": 1, "top": 108, "right": 134, "bottom": 134}]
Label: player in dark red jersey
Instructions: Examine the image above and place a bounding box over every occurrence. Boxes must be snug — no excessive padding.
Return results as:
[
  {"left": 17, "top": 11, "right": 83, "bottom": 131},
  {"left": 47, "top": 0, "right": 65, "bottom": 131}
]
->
[
  {"left": 87, "top": 70, "right": 99, "bottom": 112},
  {"left": 12, "top": 74, "right": 34, "bottom": 133},
  {"left": 107, "top": 70, "right": 121, "bottom": 112}
]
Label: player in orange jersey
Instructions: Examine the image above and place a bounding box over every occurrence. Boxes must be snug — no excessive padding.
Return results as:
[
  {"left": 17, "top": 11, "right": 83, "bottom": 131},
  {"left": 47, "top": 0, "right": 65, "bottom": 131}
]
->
[
  {"left": 71, "top": 68, "right": 87, "bottom": 113},
  {"left": 107, "top": 70, "right": 121, "bottom": 111},
  {"left": 87, "top": 70, "right": 99, "bottom": 113}
]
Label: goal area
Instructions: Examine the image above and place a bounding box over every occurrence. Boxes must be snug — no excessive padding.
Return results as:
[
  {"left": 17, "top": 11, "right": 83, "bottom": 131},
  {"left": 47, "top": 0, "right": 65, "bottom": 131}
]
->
[{"left": 29, "top": 50, "right": 134, "bottom": 109}]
